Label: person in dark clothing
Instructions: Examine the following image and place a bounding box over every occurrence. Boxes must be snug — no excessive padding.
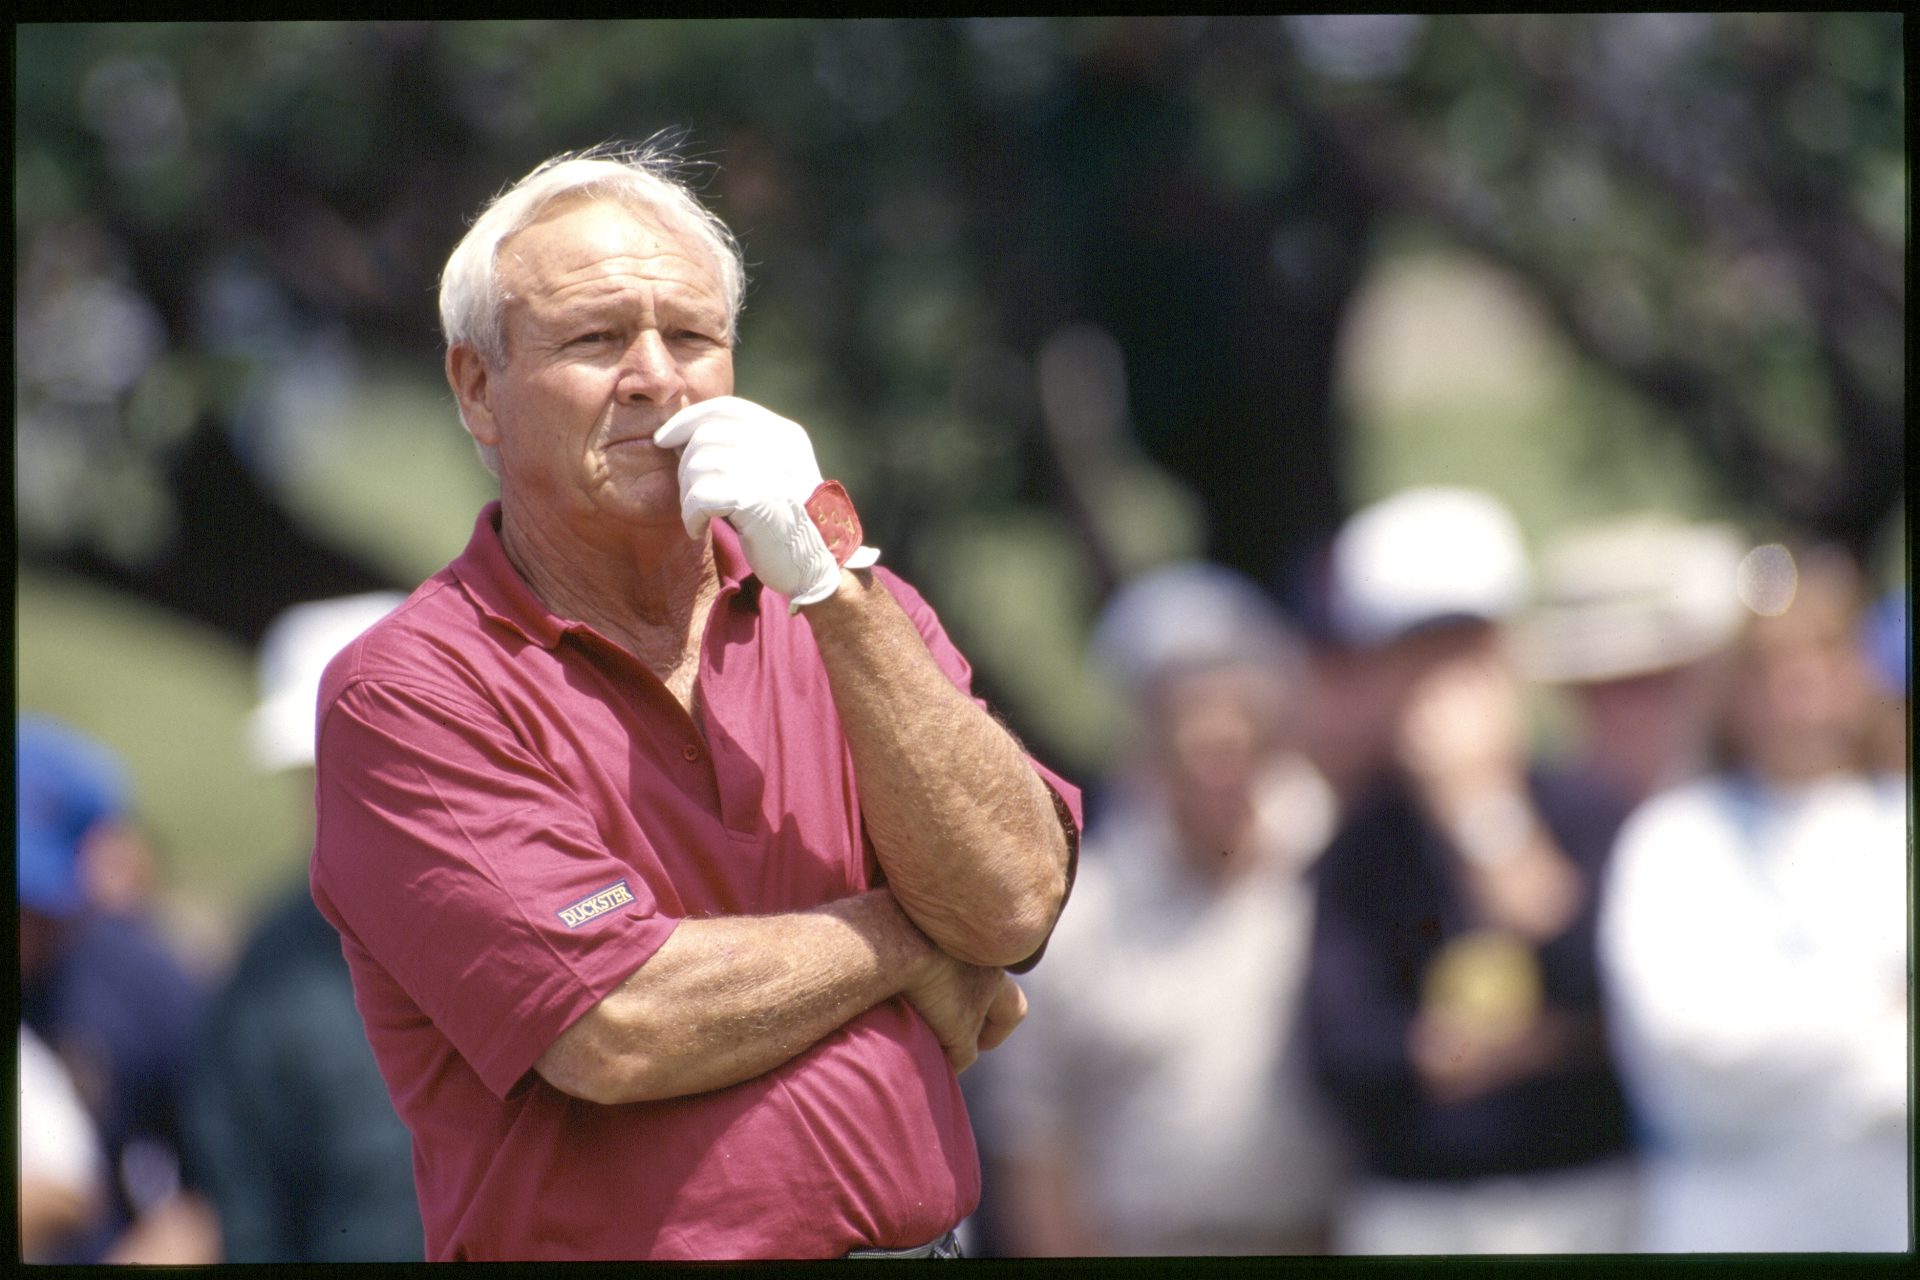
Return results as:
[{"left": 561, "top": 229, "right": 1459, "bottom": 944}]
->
[
  {"left": 1300, "top": 488, "right": 1637, "bottom": 1254},
  {"left": 180, "top": 592, "right": 422, "bottom": 1261},
  {"left": 17, "top": 714, "right": 219, "bottom": 1264},
  {"left": 1309, "top": 771, "right": 1633, "bottom": 1178},
  {"left": 185, "top": 882, "right": 425, "bottom": 1260}
]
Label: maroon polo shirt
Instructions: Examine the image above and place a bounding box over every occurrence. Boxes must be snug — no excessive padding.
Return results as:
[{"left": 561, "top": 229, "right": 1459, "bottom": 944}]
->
[{"left": 309, "top": 502, "right": 1080, "bottom": 1261}]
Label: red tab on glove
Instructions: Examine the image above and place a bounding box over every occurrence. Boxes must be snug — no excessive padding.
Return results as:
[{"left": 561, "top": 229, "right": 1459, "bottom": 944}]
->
[{"left": 805, "top": 480, "right": 864, "bottom": 567}]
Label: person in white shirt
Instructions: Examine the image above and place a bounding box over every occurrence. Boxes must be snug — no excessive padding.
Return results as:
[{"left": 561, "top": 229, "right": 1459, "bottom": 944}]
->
[
  {"left": 1597, "top": 546, "right": 1909, "bottom": 1253},
  {"left": 970, "top": 562, "right": 1351, "bottom": 1256}
]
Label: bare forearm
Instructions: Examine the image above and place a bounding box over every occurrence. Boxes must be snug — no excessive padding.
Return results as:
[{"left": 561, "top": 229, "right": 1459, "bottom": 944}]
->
[
  {"left": 802, "top": 568, "right": 1071, "bottom": 967},
  {"left": 535, "top": 889, "right": 932, "bottom": 1104}
]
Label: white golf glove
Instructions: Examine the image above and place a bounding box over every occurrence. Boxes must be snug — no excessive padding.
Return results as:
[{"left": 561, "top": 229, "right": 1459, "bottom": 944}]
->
[{"left": 654, "top": 396, "right": 880, "bottom": 611}]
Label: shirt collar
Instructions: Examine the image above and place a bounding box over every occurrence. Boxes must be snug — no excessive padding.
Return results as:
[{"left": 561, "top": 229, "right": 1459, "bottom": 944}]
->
[{"left": 450, "top": 502, "right": 760, "bottom": 651}]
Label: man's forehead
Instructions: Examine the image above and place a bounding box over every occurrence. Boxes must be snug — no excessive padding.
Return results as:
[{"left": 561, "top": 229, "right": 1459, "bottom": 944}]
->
[{"left": 498, "top": 195, "right": 724, "bottom": 302}]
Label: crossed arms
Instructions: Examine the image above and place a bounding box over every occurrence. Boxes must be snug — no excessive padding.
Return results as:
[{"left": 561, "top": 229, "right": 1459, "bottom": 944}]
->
[{"left": 534, "top": 566, "right": 1075, "bottom": 1105}]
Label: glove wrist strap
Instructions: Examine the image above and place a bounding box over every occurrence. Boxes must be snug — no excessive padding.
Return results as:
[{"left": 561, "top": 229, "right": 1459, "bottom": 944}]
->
[{"left": 804, "top": 480, "right": 865, "bottom": 567}]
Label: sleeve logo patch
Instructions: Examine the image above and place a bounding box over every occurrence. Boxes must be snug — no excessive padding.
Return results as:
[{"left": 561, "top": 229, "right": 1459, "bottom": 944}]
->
[{"left": 557, "top": 879, "right": 635, "bottom": 929}]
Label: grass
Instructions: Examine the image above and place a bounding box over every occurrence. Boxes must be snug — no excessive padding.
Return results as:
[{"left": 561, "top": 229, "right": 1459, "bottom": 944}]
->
[{"left": 15, "top": 366, "right": 498, "bottom": 965}]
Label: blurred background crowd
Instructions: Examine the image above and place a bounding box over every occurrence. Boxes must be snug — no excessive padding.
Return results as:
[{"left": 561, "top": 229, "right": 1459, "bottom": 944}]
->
[{"left": 15, "top": 17, "right": 1908, "bottom": 1261}]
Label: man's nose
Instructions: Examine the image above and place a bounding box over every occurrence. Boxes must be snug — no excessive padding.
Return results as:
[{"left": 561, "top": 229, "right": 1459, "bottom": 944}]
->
[{"left": 614, "top": 331, "right": 683, "bottom": 404}]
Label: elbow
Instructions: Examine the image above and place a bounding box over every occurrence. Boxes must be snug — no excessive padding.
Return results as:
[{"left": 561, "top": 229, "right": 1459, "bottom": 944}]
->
[
  {"left": 544, "top": 1066, "right": 641, "bottom": 1108},
  {"left": 957, "top": 865, "right": 1069, "bottom": 970},
  {"left": 964, "top": 934, "right": 1051, "bottom": 972},
  {"left": 536, "top": 1044, "right": 654, "bottom": 1107},
  {"left": 534, "top": 1012, "right": 683, "bottom": 1107},
  {"left": 542, "top": 1052, "right": 690, "bottom": 1107},
  {"left": 946, "top": 770, "right": 1074, "bottom": 968},
  {"left": 998, "top": 826, "right": 1072, "bottom": 965},
  {"left": 947, "top": 935, "right": 1041, "bottom": 971}
]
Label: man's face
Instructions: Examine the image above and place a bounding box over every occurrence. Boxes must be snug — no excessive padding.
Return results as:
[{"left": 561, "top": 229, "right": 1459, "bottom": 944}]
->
[
  {"left": 1309, "top": 620, "right": 1501, "bottom": 789},
  {"left": 451, "top": 196, "right": 735, "bottom": 531},
  {"left": 1150, "top": 664, "right": 1288, "bottom": 805}
]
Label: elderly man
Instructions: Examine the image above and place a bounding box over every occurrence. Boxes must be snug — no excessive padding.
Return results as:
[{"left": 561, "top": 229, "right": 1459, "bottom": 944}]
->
[{"left": 308, "top": 145, "right": 1078, "bottom": 1262}]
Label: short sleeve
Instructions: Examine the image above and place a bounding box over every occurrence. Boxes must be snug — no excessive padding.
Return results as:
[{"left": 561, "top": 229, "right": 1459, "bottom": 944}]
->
[{"left": 312, "top": 677, "right": 679, "bottom": 1100}]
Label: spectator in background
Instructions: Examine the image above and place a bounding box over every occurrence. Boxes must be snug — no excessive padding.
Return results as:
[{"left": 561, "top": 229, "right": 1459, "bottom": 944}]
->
[
  {"left": 1518, "top": 516, "right": 1748, "bottom": 810},
  {"left": 16, "top": 715, "right": 219, "bottom": 1264},
  {"left": 18, "top": 1022, "right": 107, "bottom": 1262},
  {"left": 1598, "top": 547, "right": 1908, "bottom": 1252},
  {"left": 1302, "top": 487, "right": 1637, "bottom": 1255},
  {"left": 970, "top": 562, "right": 1349, "bottom": 1256},
  {"left": 181, "top": 592, "right": 423, "bottom": 1261}
]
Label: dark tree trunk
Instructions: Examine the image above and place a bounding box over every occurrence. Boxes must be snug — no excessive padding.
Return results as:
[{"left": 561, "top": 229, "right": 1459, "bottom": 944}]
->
[
  {"left": 966, "top": 47, "right": 1376, "bottom": 605},
  {"left": 26, "top": 420, "right": 401, "bottom": 650}
]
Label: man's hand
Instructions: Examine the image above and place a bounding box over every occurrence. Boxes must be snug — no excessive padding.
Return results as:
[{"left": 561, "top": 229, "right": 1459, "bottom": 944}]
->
[
  {"left": 654, "top": 396, "right": 878, "bottom": 609},
  {"left": 902, "top": 949, "right": 1028, "bottom": 1074},
  {"left": 1398, "top": 655, "right": 1584, "bottom": 941}
]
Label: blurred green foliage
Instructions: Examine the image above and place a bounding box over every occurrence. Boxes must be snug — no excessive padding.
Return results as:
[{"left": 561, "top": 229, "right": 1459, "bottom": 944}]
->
[
  {"left": 14, "top": 17, "right": 1905, "bottom": 944},
  {"left": 1301, "top": 13, "right": 1905, "bottom": 541}
]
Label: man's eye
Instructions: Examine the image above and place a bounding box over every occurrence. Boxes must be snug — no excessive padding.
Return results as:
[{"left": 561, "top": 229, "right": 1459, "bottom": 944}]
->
[{"left": 572, "top": 331, "right": 615, "bottom": 345}]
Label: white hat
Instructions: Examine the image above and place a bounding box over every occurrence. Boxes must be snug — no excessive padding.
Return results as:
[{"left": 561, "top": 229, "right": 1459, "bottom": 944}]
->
[
  {"left": 1090, "top": 561, "right": 1300, "bottom": 695},
  {"left": 249, "top": 592, "right": 406, "bottom": 771},
  {"left": 1518, "top": 516, "right": 1748, "bottom": 683},
  {"left": 1327, "top": 487, "right": 1530, "bottom": 647}
]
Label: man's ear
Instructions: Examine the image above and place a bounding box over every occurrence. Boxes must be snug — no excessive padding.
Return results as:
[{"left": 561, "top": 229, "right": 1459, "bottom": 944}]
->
[{"left": 447, "top": 344, "right": 500, "bottom": 449}]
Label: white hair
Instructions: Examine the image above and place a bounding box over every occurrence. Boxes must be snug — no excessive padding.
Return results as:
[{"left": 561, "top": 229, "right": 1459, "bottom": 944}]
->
[{"left": 438, "top": 141, "right": 747, "bottom": 476}]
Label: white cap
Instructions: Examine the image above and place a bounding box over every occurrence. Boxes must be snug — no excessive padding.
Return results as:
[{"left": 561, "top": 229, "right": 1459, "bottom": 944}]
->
[
  {"left": 1328, "top": 486, "right": 1530, "bottom": 647},
  {"left": 1090, "top": 561, "right": 1300, "bottom": 695},
  {"left": 249, "top": 592, "right": 406, "bottom": 771},
  {"left": 1518, "top": 515, "right": 1749, "bottom": 683}
]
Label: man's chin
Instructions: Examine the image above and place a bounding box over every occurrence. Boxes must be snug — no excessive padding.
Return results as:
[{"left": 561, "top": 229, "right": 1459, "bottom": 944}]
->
[{"left": 581, "top": 464, "right": 680, "bottom": 523}]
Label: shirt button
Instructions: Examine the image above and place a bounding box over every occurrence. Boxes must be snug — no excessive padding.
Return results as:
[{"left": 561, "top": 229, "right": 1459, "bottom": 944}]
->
[{"left": 682, "top": 744, "right": 701, "bottom": 762}]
